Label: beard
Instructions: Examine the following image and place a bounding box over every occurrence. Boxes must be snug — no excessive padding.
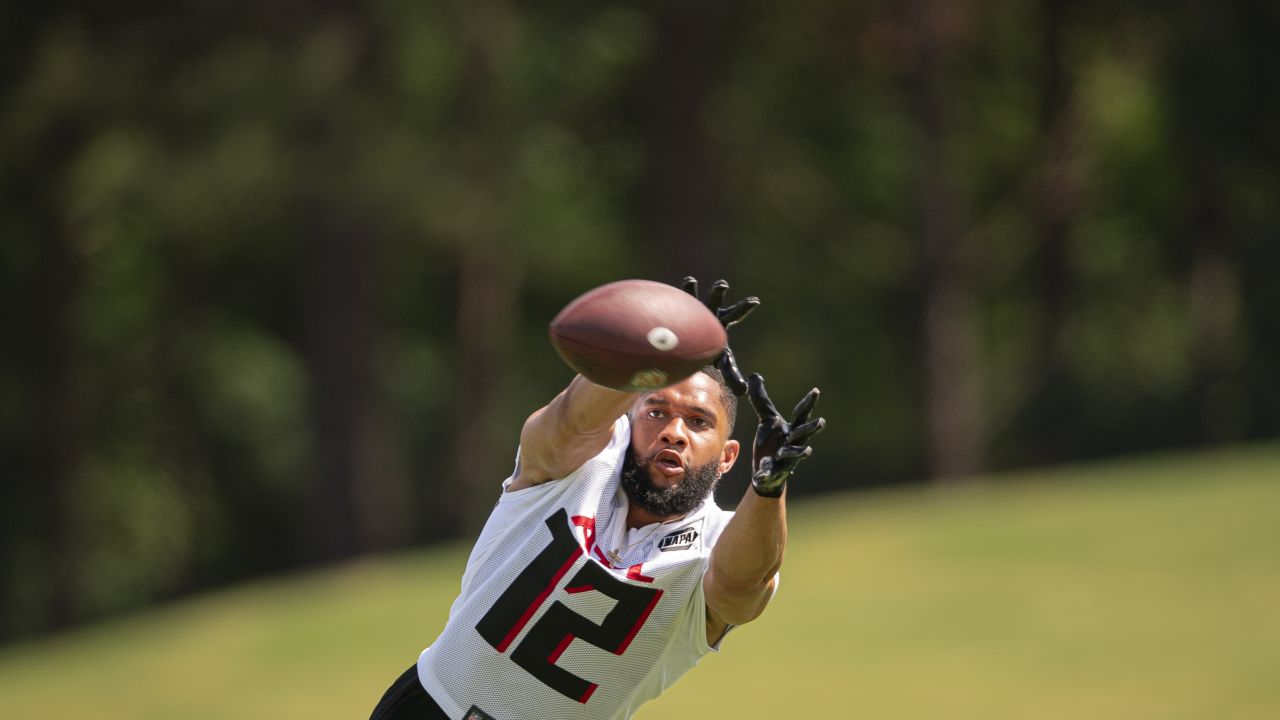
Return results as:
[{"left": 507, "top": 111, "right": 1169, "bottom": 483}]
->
[{"left": 620, "top": 449, "right": 722, "bottom": 518}]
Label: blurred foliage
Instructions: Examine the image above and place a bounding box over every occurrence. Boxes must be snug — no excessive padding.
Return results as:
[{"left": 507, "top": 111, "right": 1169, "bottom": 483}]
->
[{"left": 1, "top": 0, "right": 1278, "bottom": 640}]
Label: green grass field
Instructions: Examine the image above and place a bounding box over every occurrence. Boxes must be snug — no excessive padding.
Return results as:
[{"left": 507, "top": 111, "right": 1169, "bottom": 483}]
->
[{"left": 2, "top": 445, "right": 1278, "bottom": 719}]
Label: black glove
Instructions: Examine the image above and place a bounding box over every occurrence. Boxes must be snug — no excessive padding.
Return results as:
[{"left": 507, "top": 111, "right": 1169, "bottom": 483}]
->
[
  {"left": 680, "top": 276, "right": 760, "bottom": 396},
  {"left": 747, "top": 373, "right": 825, "bottom": 498}
]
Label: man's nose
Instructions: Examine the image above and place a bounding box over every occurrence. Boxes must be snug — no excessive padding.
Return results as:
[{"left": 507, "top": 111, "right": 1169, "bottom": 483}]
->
[{"left": 659, "top": 418, "right": 688, "bottom": 447}]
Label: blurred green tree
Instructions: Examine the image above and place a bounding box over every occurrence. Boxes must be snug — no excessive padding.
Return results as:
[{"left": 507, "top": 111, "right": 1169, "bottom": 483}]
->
[{"left": 2, "top": 0, "right": 1277, "bottom": 642}]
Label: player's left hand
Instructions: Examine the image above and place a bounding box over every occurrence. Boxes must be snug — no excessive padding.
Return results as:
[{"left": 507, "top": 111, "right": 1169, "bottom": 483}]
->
[
  {"left": 681, "top": 276, "right": 759, "bottom": 396},
  {"left": 747, "top": 373, "right": 824, "bottom": 498}
]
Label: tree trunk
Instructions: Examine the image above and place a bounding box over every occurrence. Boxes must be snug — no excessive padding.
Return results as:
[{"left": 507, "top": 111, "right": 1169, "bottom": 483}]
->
[
  {"left": 1187, "top": 160, "right": 1242, "bottom": 442},
  {"left": 450, "top": 245, "right": 520, "bottom": 534},
  {"left": 651, "top": 0, "right": 728, "bottom": 282},
  {"left": 18, "top": 118, "right": 90, "bottom": 632},
  {"left": 296, "top": 10, "right": 411, "bottom": 559},
  {"left": 37, "top": 209, "right": 80, "bottom": 630},
  {"left": 302, "top": 219, "right": 413, "bottom": 557},
  {"left": 1174, "top": 3, "right": 1245, "bottom": 443},
  {"left": 907, "top": 0, "right": 984, "bottom": 480},
  {"left": 1008, "top": 0, "right": 1081, "bottom": 462},
  {"left": 301, "top": 220, "right": 379, "bottom": 560},
  {"left": 444, "top": 0, "right": 522, "bottom": 536},
  {"left": 1034, "top": 0, "right": 1074, "bottom": 368}
]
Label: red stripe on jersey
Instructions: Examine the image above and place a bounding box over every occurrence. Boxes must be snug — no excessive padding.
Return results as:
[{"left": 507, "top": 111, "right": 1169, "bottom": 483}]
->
[
  {"left": 564, "top": 584, "right": 595, "bottom": 594},
  {"left": 625, "top": 563, "right": 655, "bottom": 583},
  {"left": 578, "top": 682, "right": 599, "bottom": 705},
  {"left": 570, "top": 515, "right": 597, "bottom": 553},
  {"left": 496, "top": 547, "right": 583, "bottom": 653},
  {"left": 614, "top": 587, "right": 663, "bottom": 655},
  {"left": 548, "top": 632, "right": 575, "bottom": 663}
]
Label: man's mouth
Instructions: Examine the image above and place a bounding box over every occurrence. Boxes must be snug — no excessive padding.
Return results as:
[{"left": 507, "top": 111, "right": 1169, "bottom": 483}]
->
[{"left": 653, "top": 449, "right": 686, "bottom": 477}]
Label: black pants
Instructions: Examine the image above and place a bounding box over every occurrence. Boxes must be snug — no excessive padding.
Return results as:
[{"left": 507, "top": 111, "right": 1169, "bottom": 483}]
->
[{"left": 370, "top": 664, "right": 450, "bottom": 720}]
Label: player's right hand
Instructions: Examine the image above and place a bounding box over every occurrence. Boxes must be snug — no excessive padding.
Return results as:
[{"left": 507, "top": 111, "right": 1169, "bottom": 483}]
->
[{"left": 680, "top": 276, "right": 759, "bottom": 396}]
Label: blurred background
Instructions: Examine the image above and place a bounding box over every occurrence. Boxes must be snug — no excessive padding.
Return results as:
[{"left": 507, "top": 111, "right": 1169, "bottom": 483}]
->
[{"left": 2, "top": 0, "right": 1279, "bottom": 716}]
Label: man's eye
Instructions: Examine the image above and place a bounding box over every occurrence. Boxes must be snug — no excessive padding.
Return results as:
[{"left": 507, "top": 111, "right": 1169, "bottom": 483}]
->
[
  {"left": 647, "top": 409, "right": 665, "bottom": 419},
  {"left": 690, "top": 418, "right": 710, "bottom": 429}
]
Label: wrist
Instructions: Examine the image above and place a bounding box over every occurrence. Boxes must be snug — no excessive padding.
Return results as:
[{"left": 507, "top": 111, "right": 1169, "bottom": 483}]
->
[{"left": 750, "top": 478, "right": 786, "bottom": 499}]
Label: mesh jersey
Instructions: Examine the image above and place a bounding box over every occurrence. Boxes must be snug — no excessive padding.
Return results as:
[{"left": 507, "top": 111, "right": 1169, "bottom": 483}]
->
[{"left": 417, "top": 415, "right": 735, "bottom": 720}]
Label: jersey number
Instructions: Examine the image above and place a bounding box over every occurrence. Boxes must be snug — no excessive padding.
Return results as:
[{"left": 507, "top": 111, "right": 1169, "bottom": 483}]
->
[{"left": 475, "top": 509, "right": 663, "bottom": 703}]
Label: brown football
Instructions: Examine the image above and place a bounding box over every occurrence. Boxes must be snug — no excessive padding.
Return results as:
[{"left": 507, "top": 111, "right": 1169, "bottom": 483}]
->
[{"left": 549, "top": 279, "right": 727, "bottom": 391}]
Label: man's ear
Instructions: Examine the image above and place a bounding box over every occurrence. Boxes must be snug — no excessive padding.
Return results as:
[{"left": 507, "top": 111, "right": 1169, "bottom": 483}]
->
[{"left": 718, "top": 439, "right": 741, "bottom": 475}]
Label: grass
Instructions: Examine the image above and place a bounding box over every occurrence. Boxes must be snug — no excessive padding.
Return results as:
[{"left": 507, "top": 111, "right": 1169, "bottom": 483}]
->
[{"left": 1, "top": 445, "right": 1277, "bottom": 719}]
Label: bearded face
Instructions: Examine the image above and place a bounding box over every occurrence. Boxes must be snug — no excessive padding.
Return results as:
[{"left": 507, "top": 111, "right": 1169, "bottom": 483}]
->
[{"left": 619, "top": 449, "right": 722, "bottom": 517}]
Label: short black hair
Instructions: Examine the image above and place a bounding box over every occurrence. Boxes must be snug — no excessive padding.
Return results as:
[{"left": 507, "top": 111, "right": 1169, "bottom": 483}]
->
[{"left": 697, "top": 364, "right": 738, "bottom": 434}]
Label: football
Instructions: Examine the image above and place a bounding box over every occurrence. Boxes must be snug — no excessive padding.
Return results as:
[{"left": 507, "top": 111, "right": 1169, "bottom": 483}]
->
[{"left": 549, "top": 279, "right": 727, "bottom": 391}]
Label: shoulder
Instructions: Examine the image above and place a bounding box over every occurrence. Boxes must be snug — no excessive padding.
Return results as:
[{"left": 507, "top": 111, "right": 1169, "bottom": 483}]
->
[{"left": 697, "top": 502, "right": 734, "bottom": 549}]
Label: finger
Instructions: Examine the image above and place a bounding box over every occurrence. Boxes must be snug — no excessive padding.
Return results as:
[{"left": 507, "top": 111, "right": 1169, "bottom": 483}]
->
[
  {"left": 753, "top": 462, "right": 793, "bottom": 494},
  {"left": 705, "top": 279, "right": 730, "bottom": 313},
  {"left": 753, "top": 427, "right": 785, "bottom": 465},
  {"left": 680, "top": 276, "right": 698, "bottom": 297},
  {"left": 787, "top": 417, "right": 825, "bottom": 444},
  {"left": 752, "top": 459, "right": 775, "bottom": 482},
  {"left": 747, "top": 373, "right": 782, "bottom": 420},
  {"left": 776, "top": 445, "right": 812, "bottom": 461},
  {"left": 717, "top": 297, "right": 760, "bottom": 328},
  {"left": 718, "top": 349, "right": 748, "bottom": 396},
  {"left": 790, "top": 387, "right": 820, "bottom": 426}
]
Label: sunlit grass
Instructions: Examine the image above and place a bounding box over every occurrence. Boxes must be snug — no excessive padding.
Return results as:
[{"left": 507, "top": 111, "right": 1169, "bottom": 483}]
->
[{"left": 1, "top": 445, "right": 1277, "bottom": 719}]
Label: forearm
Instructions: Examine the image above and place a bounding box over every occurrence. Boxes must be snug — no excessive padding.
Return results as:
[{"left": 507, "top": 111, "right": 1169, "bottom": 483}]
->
[
  {"left": 705, "top": 486, "right": 786, "bottom": 625},
  {"left": 512, "top": 375, "right": 637, "bottom": 487},
  {"left": 545, "top": 374, "right": 638, "bottom": 439},
  {"left": 700, "top": 339, "right": 822, "bottom": 632}
]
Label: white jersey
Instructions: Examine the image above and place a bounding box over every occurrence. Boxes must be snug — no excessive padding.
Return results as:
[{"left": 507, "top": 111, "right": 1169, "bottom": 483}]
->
[{"left": 417, "top": 415, "right": 735, "bottom": 720}]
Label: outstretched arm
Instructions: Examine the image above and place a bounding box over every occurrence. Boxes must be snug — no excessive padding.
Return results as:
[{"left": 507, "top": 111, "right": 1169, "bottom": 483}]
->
[
  {"left": 702, "top": 475, "right": 787, "bottom": 640},
  {"left": 704, "top": 375, "right": 824, "bottom": 642},
  {"left": 508, "top": 376, "right": 638, "bottom": 491}
]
